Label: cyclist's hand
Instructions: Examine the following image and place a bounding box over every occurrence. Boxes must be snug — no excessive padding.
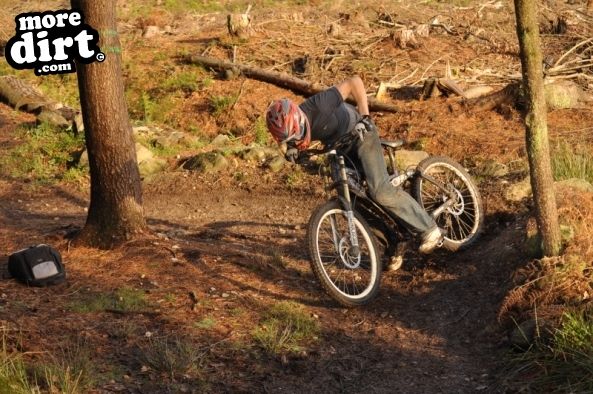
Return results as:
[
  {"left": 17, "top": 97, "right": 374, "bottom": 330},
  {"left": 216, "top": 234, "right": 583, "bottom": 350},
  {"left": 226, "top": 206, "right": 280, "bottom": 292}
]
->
[
  {"left": 360, "top": 115, "right": 377, "bottom": 133},
  {"left": 285, "top": 147, "right": 299, "bottom": 163},
  {"left": 352, "top": 115, "right": 377, "bottom": 141}
]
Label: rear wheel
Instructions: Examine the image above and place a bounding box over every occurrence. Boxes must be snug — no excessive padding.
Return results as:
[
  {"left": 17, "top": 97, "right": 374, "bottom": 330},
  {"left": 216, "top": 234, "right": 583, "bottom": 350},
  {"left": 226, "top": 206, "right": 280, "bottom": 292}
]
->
[
  {"left": 307, "top": 200, "right": 381, "bottom": 307},
  {"left": 413, "top": 156, "right": 484, "bottom": 251}
]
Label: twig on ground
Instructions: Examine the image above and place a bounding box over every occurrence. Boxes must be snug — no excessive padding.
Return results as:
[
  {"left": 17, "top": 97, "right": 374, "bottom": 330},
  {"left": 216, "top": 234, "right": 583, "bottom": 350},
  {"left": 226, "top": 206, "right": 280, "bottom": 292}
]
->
[
  {"left": 431, "top": 23, "right": 456, "bottom": 35},
  {"left": 104, "top": 309, "right": 161, "bottom": 316},
  {"left": 414, "top": 56, "right": 445, "bottom": 85},
  {"left": 362, "top": 35, "right": 388, "bottom": 53},
  {"left": 267, "top": 60, "right": 292, "bottom": 71},
  {"left": 198, "top": 336, "right": 233, "bottom": 359},
  {"left": 441, "top": 308, "right": 471, "bottom": 327},
  {"left": 323, "top": 57, "right": 335, "bottom": 71},
  {"left": 396, "top": 68, "right": 419, "bottom": 85},
  {"left": 547, "top": 73, "right": 593, "bottom": 81},
  {"left": 548, "top": 62, "right": 593, "bottom": 75},
  {"left": 201, "top": 46, "right": 212, "bottom": 57},
  {"left": 553, "top": 37, "right": 593, "bottom": 68},
  {"left": 232, "top": 79, "right": 247, "bottom": 110}
]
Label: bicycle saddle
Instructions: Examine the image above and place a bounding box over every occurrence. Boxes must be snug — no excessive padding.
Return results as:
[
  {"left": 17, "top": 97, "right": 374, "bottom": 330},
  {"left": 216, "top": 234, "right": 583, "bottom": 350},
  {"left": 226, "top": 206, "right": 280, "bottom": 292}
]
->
[{"left": 380, "top": 139, "right": 404, "bottom": 149}]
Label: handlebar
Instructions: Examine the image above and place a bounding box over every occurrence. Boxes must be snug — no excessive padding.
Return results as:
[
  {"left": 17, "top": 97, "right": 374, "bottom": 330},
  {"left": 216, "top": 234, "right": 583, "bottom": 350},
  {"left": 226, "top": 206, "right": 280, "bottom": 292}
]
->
[
  {"left": 295, "top": 132, "right": 406, "bottom": 164},
  {"left": 296, "top": 132, "right": 359, "bottom": 161}
]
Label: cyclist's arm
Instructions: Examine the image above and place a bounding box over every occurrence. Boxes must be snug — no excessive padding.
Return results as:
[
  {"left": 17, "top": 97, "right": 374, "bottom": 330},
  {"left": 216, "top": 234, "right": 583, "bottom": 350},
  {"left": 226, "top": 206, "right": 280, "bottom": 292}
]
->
[{"left": 335, "top": 76, "right": 370, "bottom": 116}]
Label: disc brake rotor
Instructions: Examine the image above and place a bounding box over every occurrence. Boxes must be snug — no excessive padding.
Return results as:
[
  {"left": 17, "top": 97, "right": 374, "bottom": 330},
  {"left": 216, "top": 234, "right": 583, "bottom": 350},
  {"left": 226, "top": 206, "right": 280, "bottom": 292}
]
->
[
  {"left": 339, "top": 237, "right": 361, "bottom": 269},
  {"left": 445, "top": 187, "right": 465, "bottom": 216}
]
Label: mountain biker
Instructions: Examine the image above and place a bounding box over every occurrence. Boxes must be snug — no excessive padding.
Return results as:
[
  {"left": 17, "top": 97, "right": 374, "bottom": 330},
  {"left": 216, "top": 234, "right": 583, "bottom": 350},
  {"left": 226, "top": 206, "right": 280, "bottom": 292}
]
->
[{"left": 265, "top": 76, "right": 444, "bottom": 255}]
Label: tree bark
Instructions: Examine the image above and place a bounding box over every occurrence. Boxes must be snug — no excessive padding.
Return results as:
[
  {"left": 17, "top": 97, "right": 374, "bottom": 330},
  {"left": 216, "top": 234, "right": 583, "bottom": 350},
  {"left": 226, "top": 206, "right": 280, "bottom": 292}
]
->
[
  {"left": 185, "top": 55, "right": 401, "bottom": 113},
  {"left": 588, "top": 0, "right": 593, "bottom": 13},
  {"left": 72, "top": 0, "right": 145, "bottom": 248},
  {"left": 514, "top": 0, "right": 561, "bottom": 256}
]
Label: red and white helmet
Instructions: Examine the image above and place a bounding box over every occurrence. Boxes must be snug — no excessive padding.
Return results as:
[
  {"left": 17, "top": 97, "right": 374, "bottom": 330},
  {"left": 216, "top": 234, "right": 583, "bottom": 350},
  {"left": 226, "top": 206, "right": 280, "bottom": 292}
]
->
[{"left": 265, "top": 99, "right": 311, "bottom": 150}]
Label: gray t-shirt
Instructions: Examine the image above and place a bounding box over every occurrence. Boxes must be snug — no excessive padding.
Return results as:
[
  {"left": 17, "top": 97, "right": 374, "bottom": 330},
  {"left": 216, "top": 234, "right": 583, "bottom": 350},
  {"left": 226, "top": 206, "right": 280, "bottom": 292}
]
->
[{"left": 299, "top": 87, "right": 360, "bottom": 146}]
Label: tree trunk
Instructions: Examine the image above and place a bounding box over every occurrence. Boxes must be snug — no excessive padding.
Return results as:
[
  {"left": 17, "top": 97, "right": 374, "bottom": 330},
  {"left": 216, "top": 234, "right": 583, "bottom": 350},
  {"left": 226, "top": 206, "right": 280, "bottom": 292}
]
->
[
  {"left": 514, "top": 0, "right": 561, "bottom": 256},
  {"left": 72, "top": 0, "right": 145, "bottom": 248}
]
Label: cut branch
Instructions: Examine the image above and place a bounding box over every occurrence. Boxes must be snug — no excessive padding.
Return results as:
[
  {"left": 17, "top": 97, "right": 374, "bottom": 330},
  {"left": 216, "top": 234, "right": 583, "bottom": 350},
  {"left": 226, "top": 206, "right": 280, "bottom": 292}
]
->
[
  {"left": 552, "top": 37, "right": 593, "bottom": 68},
  {"left": 184, "top": 55, "right": 400, "bottom": 113}
]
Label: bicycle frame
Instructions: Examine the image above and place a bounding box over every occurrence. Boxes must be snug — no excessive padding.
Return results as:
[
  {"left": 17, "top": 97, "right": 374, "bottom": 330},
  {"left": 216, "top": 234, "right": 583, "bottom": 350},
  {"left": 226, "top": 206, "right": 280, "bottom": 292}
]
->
[{"left": 320, "top": 144, "right": 460, "bottom": 245}]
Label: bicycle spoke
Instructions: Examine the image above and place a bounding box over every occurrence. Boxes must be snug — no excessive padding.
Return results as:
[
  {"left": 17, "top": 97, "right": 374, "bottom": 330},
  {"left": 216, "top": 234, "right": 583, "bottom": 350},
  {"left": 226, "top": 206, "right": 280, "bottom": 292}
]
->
[
  {"left": 319, "top": 255, "right": 338, "bottom": 261},
  {"left": 422, "top": 184, "right": 440, "bottom": 199},
  {"left": 352, "top": 277, "right": 359, "bottom": 296},
  {"left": 461, "top": 206, "right": 476, "bottom": 217},
  {"left": 340, "top": 269, "right": 349, "bottom": 294},
  {"left": 458, "top": 212, "right": 476, "bottom": 232},
  {"left": 453, "top": 215, "right": 469, "bottom": 239}
]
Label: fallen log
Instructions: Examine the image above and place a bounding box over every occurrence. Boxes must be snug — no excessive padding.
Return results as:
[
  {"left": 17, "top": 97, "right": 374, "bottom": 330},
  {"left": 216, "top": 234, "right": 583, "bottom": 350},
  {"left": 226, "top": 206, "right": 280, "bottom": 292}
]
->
[
  {"left": 464, "top": 82, "right": 520, "bottom": 112},
  {"left": 454, "top": 80, "right": 591, "bottom": 112},
  {"left": 184, "top": 55, "right": 401, "bottom": 113},
  {"left": 0, "top": 75, "right": 78, "bottom": 126},
  {"left": 0, "top": 75, "right": 56, "bottom": 113}
]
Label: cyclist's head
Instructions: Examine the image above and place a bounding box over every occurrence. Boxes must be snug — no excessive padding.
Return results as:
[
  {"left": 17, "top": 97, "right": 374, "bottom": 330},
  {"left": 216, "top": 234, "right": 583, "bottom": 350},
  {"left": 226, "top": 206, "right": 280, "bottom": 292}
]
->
[{"left": 265, "top": 99, "right": 310, "bottom": 149}]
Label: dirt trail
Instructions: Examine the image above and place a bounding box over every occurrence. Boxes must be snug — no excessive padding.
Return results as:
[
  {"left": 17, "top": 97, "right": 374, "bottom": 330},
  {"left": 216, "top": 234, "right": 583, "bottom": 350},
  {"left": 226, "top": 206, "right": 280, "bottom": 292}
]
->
[
  {"left": 142, "top": 171, "right": 522, "bottom": 393},
  {"left": 1, "top": 167, "right": 520, "bottom": 393}
]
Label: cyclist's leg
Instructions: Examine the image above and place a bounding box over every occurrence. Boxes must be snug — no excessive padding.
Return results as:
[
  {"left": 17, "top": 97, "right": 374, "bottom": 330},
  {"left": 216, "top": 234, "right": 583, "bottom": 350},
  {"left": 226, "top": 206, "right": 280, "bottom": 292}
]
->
[{"left": 355, "top": 130, "right": 436, "bottom": 234}]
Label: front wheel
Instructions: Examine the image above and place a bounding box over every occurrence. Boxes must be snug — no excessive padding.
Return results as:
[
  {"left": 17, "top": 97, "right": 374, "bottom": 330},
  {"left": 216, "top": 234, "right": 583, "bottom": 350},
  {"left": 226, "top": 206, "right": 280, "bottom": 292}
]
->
[
  {"left": 307, "top": 200, "right": 381, "bottom": 307},
  {"left": 413, "top": 156, "right": 484, "bottom": 252}
]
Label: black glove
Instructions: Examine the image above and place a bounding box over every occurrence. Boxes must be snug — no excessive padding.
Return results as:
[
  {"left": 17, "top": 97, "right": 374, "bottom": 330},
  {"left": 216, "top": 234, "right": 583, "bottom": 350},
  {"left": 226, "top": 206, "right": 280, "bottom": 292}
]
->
[
  {"left": 360, "top": 115, "right": 377, "bottom": 133},
  {"left": 285, "top": 147, "right": 299, "bottom": 163},
  {"left": 352, "top": 115, "right": 377, "bottom": 141}
]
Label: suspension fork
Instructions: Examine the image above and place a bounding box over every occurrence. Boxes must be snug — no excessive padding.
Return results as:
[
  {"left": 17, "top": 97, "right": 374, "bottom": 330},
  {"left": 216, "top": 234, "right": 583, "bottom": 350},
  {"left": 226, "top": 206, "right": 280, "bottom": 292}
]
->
[{"left": 336, "top": 155, "right": 360, "bottom": 256}]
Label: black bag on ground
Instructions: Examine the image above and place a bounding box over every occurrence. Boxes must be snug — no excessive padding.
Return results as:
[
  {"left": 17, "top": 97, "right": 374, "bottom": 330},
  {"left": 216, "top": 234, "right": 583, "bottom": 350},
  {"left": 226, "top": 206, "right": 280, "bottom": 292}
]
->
[{"left": 8, "top": 244, "right": 66, "bottom": 286}]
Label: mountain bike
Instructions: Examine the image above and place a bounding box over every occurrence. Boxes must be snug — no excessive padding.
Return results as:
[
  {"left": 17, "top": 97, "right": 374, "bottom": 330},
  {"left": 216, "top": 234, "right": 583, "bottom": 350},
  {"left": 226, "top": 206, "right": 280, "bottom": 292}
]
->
[{"left": 305, "top": 133, "right": 484, "bottom": 307}]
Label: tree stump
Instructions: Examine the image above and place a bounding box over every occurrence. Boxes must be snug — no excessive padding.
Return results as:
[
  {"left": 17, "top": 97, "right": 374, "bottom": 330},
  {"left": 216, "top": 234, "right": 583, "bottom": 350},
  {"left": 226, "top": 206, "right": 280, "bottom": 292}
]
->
[
  {"left": 421, "top": 78, "right": 439, "bottom": 99},
  {"left": 227, "top": 5, "right": 252, "bottom": 38},
  {"left": 392, "top": 29, "right": 419, "bottom": 49}
]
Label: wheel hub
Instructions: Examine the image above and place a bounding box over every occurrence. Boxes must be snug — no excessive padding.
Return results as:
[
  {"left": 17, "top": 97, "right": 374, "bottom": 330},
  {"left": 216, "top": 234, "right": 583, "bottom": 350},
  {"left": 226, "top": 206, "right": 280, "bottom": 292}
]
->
[
  {"left": 339, "top": 237, "right": 361, "bottom": 269},
  {"left": 445, "top": 188, "right": 465, "bottom": 216}
]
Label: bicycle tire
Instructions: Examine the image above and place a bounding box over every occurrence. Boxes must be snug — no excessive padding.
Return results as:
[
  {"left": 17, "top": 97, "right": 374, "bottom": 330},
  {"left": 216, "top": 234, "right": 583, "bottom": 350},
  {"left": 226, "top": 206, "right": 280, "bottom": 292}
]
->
[
  {"left": 413, "top": 156, "right": 484, "bottom": 252},
  {"left": 307, "top": 199, "right": 381, "bottom": 307}
]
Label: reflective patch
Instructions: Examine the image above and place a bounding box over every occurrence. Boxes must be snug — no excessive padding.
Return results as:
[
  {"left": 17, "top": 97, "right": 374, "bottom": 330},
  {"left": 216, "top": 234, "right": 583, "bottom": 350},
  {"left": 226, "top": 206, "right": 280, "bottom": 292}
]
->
[{"left": 32, "top": 261, "right": 59, "bottom": 279}]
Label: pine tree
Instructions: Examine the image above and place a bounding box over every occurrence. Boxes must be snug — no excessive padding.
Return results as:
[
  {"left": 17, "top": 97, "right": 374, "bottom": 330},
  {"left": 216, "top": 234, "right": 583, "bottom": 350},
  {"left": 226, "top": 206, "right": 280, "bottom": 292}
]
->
[
  {"left": 72, "top": 0, "right": 146, "bottom": 248},
  {"left": 514, "top": 0, "right": 561, "bottom": 256}
]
